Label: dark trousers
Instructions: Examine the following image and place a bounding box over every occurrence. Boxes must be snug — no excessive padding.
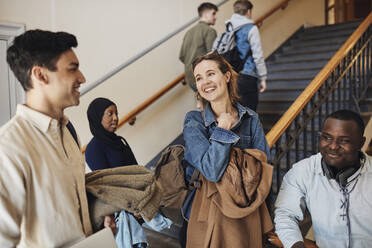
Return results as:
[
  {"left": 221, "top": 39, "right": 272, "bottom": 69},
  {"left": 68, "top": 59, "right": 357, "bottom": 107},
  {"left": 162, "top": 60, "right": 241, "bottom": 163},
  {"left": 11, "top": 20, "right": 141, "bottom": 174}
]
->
[
  {"left": 179, "top": 219, "right": 188, "bottom": 248},
  {"left": 237, "top": 73, "right": 259, "bottom": 111}
]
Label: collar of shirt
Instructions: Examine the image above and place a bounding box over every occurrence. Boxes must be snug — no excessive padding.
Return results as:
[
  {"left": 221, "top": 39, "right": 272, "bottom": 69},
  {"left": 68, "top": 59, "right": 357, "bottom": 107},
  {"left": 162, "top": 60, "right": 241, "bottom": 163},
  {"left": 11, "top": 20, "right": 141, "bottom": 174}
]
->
[
  {"left": 16, "top": 104, "right": 70, "bottom": 133},
  {"left": 198, "top": 21, "right": 210, "bottom": 26},
  {"left": 228, "top": 13, "right": 254, "bottom": 26},
  {"left": 202, "top": 102, "right": 253, "bottom": 127},
  {"left": 315, "top": 152, "right": 371, "bottom": 184}
]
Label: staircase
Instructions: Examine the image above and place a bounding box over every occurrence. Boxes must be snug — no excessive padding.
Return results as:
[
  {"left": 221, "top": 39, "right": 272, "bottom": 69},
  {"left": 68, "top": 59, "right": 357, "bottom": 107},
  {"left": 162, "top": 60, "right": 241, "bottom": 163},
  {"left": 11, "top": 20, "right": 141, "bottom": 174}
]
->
[
  {"left": 144, "top": 21, "right": 371, "bottom": 248},
  {"left": 258, "top": 21, "right": 361, "bottom": 132},
  {"left": 262, "top": 22, "right": 372, "bottom": 228}
]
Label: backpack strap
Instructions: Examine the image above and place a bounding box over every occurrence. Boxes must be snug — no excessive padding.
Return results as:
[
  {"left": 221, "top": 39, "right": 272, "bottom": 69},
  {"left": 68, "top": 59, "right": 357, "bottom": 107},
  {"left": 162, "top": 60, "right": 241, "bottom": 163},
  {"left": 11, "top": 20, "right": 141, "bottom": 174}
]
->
[
  {"left": 66, "top": 121, "right": 80, "bottom": 148},
  {"left": 236, "top": 23, "right": 254, "bottom": 70},
  {"left": 242, "top": 47, "right": 252, "bottom": 64}
]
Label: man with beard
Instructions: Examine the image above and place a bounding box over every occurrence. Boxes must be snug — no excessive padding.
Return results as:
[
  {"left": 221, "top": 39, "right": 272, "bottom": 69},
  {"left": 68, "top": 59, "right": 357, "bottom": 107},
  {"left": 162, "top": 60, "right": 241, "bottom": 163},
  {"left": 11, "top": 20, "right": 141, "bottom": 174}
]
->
[{"left": 274, "top": 110, "right": 372, "bottom": 248}]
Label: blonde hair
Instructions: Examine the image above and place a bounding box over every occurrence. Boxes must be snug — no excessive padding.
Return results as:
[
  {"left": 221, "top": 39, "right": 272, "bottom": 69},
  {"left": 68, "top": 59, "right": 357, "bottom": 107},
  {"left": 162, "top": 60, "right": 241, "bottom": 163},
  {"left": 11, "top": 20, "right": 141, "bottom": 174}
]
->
[{"left": 192, "top": 51, "right": 240, "bottom": 106}]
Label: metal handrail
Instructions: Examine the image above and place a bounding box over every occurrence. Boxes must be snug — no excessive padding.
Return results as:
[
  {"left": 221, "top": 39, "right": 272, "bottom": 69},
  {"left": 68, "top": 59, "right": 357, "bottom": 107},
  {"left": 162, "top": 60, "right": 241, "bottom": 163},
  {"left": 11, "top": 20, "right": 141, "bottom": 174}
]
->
[
  {"left": 266, "top": 12, "right": 372, "bottom": 148},
  {"left": 109, "top": 0, "right": 294, "bottom": 127},
  {"left": 80, "top": 0, "right": 229, "bottom": 96},
  {"left": 267, "top": 13, "right": 372, "bottom": 193},
  {"left": 81, "top": 0, "right": 295, "bottom": 153}
]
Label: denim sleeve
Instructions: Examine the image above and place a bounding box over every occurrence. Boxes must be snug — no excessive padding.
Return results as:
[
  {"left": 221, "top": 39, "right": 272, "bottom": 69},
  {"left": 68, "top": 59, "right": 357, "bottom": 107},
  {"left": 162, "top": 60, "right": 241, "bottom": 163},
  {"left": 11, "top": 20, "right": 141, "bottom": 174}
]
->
[
  {"left": 183, "top": 111, "right": 239, "bottom": 182},
  {"left": 274, "top": 165, "right": 307, "bottom": 248},
  {"left": 250, "top": 115, "right": 270, "bottom": 160}
]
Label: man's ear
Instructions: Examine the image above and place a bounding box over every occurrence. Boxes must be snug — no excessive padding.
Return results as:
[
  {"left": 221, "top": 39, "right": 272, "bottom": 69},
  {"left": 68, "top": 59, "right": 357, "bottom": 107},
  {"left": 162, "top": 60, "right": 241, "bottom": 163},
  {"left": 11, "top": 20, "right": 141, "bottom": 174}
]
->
[{"left": 30, "top": 66, "right": 48, "bottom": 86}]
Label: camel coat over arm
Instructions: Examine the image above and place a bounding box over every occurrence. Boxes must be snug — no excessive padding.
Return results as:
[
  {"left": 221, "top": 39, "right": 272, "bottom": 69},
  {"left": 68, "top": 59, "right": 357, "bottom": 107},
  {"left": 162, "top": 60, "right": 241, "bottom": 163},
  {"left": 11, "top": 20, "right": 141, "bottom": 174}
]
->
[{"left": 187, "top": 148, "right": 274, "bottom": 248}]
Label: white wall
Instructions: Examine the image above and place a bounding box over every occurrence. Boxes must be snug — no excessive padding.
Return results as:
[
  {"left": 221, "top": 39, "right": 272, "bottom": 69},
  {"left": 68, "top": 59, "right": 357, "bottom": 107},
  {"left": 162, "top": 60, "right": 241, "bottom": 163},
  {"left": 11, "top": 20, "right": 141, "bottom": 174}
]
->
[{"left": 0, "top": 0, "right": 324, "bottom": 164}]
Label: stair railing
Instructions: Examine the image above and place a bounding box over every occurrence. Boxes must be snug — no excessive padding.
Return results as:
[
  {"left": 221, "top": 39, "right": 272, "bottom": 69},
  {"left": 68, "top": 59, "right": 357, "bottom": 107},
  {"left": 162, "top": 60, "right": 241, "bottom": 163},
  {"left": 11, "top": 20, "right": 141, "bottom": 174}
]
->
[
  {"left": 80, "top": 0, "right": 229, "bottom": 96},
  {"left": 81, "top": 0, "right": 294, "bottom": 153},
  {"left": 266, "top": 12, "right": 372, "bottom": 193},
  {"left": 99, "top": 0, "right": 293, "bottom": 127}
]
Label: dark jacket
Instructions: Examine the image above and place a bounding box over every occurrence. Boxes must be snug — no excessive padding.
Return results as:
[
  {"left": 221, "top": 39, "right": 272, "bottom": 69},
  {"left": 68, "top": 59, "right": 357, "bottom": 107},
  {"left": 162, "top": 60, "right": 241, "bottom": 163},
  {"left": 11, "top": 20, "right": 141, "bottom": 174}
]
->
[{"left": 85, "top": 136, "right": 137, "bottom": 171}]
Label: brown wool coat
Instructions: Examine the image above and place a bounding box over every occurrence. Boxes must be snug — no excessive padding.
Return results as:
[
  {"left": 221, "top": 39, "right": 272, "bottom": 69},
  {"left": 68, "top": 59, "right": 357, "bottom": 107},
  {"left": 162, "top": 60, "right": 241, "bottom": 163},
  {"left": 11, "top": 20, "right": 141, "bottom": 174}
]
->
[
  {"left": 85, "top": 165, "right": 162, "bottom": 232},
  {"left": 187, "top": 148, "right": 274, "bottom": 248}
]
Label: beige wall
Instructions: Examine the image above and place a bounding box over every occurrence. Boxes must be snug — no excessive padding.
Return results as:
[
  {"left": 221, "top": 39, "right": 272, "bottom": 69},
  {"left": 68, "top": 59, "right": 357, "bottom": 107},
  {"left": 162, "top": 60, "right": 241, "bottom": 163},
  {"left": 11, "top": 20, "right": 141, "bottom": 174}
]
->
[{"left": 0, "top": 0, "right": 324, "bottom": 165}]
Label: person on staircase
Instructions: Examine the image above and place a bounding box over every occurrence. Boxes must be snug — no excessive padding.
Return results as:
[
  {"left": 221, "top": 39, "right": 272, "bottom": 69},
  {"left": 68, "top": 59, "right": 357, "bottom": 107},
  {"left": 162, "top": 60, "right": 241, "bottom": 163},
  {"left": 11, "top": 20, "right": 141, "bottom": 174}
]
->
[
  {"left": 179, "top": 2, "right": 218, "bottom": 109},
  {"left": 0, "top": 29, "right": 95, "bottom": 247},
  {"left": 85, "top": 97, "right": 148, "bottom": 248},
  {"left": 180, "top": 51, "right": 271, "bottom": 247},
  {"left": 225, "top": 0, "right": 267, "bottom": 111},
  {"left": 274, "top": 110, "right": 372, "bottom": 248}
]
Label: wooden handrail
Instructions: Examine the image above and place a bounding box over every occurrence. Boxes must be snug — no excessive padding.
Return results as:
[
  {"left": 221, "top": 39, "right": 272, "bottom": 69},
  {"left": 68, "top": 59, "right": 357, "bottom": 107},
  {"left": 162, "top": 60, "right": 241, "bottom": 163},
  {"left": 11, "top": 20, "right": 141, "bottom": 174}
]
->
[
  {"left": 109, "top": 0, "right": 293, "bottom": 131},
  {"left": 117, "top": 73, "right": 185, "bottom": 129},
  {"left": 265, "top": 12, "right": 372, "bottom": 148},
  {"left": 115, "top": 0, "right": 293, "bottom": 129},
  {"left": 81, "top": 0, "right": 294, "bottom": 153},
  {"left": 255, "top": 0, "right": 291, "bottom": 26},
  {"left": 81, "top": 73, "right": 185, "bottom": 153}
]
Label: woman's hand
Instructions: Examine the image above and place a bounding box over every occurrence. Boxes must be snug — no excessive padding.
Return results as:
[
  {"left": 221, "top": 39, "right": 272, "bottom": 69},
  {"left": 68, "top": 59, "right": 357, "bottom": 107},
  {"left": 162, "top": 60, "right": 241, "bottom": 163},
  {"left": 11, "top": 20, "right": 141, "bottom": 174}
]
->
[
  {"left": 217, "top": 112, "right": 237, "bottom": 130},
  {"left": 104, "top": 215, "right": 117, "bottom": 235}
]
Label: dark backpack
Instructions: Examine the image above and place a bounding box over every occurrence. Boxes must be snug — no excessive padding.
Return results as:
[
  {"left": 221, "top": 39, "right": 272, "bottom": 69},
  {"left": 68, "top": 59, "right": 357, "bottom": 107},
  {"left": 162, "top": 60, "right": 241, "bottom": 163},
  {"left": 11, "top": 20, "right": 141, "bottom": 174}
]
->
[
  {"left": 212, "top": 22, "right": 253, "bottom": 72},
  {"left": 67, "top": 121, "right": 80, "bottom": 147},
  {"left": 154, "top": 145, "right": 200, "bottom": 225}
]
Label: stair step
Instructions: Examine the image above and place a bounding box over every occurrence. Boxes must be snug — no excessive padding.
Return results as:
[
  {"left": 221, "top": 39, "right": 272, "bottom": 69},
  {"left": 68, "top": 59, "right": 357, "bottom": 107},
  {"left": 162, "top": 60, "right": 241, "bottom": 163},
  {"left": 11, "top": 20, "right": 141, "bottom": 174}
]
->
[
  {"left": 293, "top": 33, "right": 350, "bottom": 42},
  {"left": 289, "top": 40, "right": 345, "bottom": 51},
  {"left": 266, "top": 80, "right": 311, "bottom": 90},
  {"left": 290, "top": 36, "right": 348, "bottom": 47},
  {"left": 297, "top": 29, "right": 355, "bottom": 41},
  {"left": 267, "top": 60, "right": 328, "bottom": 72},
  {"left": 261, "top": 90, "right": 302, "bottom": 99},
  {"left": 273, "top": 54, "right": 334, "bottom": 64},
  {"left": 266, "top": 83, "right": 308, "bottom": 91},
  {"left": 303, "top": 21, "right": 360, "bottom": 34},
  {"left": 268, "top": 75, "right": 314, "bottom": 82},
  {"left": 268, "top": 69, "right": 320, "bottom": 80},
  {"left": 281, "top": 46, "right": 339, "bottom": 56},
  {"left": 275, "top": 51, "right": 336, "bottom": 62},
  {"left": 268, "top": 63, "right": 324, "bottom": 73}
]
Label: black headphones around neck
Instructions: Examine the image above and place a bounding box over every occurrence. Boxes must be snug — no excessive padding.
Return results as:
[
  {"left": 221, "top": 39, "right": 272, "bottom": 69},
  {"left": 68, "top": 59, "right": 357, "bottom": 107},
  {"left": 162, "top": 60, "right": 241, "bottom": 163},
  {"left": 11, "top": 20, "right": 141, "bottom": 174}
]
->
[{"left": 321, "top": 152, "right": 365, "bottom": 187}]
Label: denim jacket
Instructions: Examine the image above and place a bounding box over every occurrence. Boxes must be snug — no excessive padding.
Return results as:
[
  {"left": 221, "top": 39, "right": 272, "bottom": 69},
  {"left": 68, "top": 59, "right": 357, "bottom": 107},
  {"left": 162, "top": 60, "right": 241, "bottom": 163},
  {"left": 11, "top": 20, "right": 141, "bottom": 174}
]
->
[
  {"left": 181, "top": 102, "right": 270, "bottom": 219},
  {"left": 227, "top": 14, "right": 267, "bottom": 80}
]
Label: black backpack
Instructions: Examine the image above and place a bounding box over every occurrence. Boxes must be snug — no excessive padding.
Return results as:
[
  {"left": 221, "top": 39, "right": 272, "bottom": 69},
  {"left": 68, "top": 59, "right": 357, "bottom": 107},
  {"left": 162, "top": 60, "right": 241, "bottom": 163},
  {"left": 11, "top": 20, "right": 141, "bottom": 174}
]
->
[{"left": 212, "top": 22, "right": 253, "bottom": 72}]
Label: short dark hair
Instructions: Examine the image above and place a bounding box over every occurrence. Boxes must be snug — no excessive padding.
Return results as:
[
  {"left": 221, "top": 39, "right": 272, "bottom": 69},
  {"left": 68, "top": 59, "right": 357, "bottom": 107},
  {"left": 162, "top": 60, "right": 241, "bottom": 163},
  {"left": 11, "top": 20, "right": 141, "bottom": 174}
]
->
[
  {"left": 6, "top": 29, "right": 78, "bottom": 91},
  {"left": 198, "top": 2, "right": 218, "bottom": 17},
  {"left": 325, "top": 109, "right": 365, "bottom": 135},
  {"left": 192, "top": 51, "right": 240, "bottom": 106},
  {"left": 234, "top": 0, "right": 253, "bottom": 15}
]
